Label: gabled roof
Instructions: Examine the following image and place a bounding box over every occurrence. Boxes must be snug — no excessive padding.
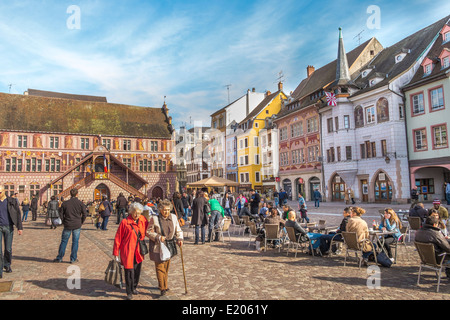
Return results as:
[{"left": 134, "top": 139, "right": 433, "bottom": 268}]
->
[
  {"left": 351, "top": 15, "right": 450, "bottom": 98},
  {"left": 238, "top": 90, "right": 282, "bottom": 126},
  {"left": 0, "top": 92, "right": 173, "bottom": 139},
  {"left": 289, "top": 38, "right": 377, "bottom": 103},
  {"left": 404, "top": 21, "right": 450, "bottom": 89}
]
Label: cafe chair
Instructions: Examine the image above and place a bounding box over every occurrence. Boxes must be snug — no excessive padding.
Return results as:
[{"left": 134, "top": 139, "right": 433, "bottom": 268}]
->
[
  {"left": 284, "top": 227, "right": 310, "bottom": 257},
  {"left": 247, "top": 222, "right": 259, "bottom": 247},
  {"left": 231, "top": 214, "right": 245, "bottom": 236},
  {"left": 211, "top": 218, "right": 232, "bottom": 244},
  {"left": 407, "top": 217, "right": 422, "bottom": 242},
  {"left": 327, "top": 233, "right": 345, "bottom": 257},
  {"left": 414, "top": 241, "right": 447, "bottom": 293},
  {"left": 341, "top": 232, "right": 377, "bottom": 269},
  {"left": 264, "top": 224, "right": 282, "bottom": 253}
]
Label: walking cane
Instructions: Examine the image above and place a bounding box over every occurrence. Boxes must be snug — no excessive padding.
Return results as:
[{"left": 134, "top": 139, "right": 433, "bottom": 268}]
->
[{"left": 180, "top": 244, "right": 188, "bottom": 294}]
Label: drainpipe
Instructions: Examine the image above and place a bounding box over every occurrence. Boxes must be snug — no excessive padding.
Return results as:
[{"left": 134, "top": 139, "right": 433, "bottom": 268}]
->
[{"left": 389, "top": 82, "right": 410, "bottom": 203}]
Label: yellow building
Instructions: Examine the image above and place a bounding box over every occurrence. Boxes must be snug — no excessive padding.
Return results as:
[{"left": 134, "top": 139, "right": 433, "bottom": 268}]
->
[{"left": 236, "top": 83, "right": 287, "bottom": 192}]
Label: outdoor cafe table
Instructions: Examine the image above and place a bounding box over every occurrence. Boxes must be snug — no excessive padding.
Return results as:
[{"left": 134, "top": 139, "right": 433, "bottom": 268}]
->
[
  {"left": 369, "top": 230, "right": 396, "bottom": 257},
  {"left": 300, "top": 223, "right": 339, "bottom": 234}
]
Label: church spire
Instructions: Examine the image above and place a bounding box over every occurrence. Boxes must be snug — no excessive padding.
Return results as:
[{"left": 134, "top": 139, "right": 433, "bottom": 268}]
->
[{"left": 335, "top": 27, "right": 351, "bottom": 85}]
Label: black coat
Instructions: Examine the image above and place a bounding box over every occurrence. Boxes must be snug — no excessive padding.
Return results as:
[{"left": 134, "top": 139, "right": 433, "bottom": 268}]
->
[
  {"left": 415, "top": 224, "right": 450, "bottom": 261},
  {"left": 191, "top": 196, "right": 208, "bottom": 226},
  {"left": 31, "top": 197, "right": 38, "bottom": 210},
  {"left": 409, "top": 205, "right": 428, "bottom": 224},
  {"left": 47, "top": 200, "right": 60, "bottom": 219},
  {"left": 60, "top": 197, "right": 87, "bottom": 230},
  {"left": 116, "top": 195, "right": 128, "bottom": 209},
  {"left": 4, "top": 197, "right": 22, "bottom": 230},
  {"left": 172, "top": 198, "right": 184, "bottom": 219},
  {"left": 99, "top": 201, "right": 113, "bottom": 218}
]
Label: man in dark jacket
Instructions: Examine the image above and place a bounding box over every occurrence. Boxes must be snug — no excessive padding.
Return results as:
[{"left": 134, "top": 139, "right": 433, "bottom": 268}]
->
[
  {"left": 415, "top": 215, "right": 450, "bottom": 277},
  {"left": 249, "top": 189, "right": 261, "bottom": 217},
  {"left": 31, "top": 194, "right": 38, "bottom": 221},
  {"left": 285, "top": 211, "right": 308, "bottom": 242},
  {"left": 181, "top": 192, "right": 192, "bottom": 221},
  {"left": 0, "top": 185, "right": 23, "bottom": 277},
  {"left": 116, "top": 193, "right": 128, "bottom": 224},
  {"left": 410, "top": 186, "right": 419, "bottom": 209},
  {"left": 409, "top": 203, "right": 428, "bottom": 225},
  {"left": 319, "top": 207, "right": 352, "bottom": 254},
  {"left": 191, "top": 191, "right": 208, "bottom": 245},
  {"left": 54, "top": 188, "right": 87, "bottom": 264}
]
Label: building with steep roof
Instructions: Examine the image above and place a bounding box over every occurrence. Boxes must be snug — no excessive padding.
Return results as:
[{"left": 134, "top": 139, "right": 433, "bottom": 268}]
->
[
  {"left": 321, "top": 15, "right": 450, "bottom": 204},
  {"left": 0, "top": 90, "right": 176, "bottom": 203},
  {"left": 403, "top": 19, "right": 450, "bottom": 202}
]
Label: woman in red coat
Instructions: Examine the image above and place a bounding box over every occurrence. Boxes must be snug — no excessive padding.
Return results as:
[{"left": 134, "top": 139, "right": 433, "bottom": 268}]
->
[{"left": 113, "top": 202, "right": 148, "bottom": 300}]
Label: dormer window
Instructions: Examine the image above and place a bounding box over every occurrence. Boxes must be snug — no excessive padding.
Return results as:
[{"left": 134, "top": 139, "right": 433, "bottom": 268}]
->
[
  {"left": 440, "top": 25, "right": 450, "bottom": 43},
  {"left": 421, "top": 57, "right": 434, "bottom": 76},
  {"left": 438, "top": 48, "right": 450, "bottom": 69},
  {"left": 395, "top": 54, "right": 404, "bottom": 63},
  {"left": 443, "top": 56, "right": 450, "bottom": 69},
  {"left": 445, "top": 32, "right": 450, "bottom": 43},
  {"left": 425, "top": 64, "right": 432, "bottom": 75}
]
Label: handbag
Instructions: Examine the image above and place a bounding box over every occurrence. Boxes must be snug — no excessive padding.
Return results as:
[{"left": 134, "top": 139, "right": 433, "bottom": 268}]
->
[
  {"left": 376, "top": 251, "right": 393, "bottom": 268},
  {"left": 98, "top": 202, "right": 106, "bottom": 212},
  {"left": 130, "top": 224, "right": 149, "bottom": 256},
  {"left": 104, "top": 259, "right": 124, "bottom": 289},
  {"left": 204, "top": 202, "right": 211, "bottom": 214},
  {"left": 158, "top": 216, "right": 178, "bottom": 259},
  {"left": 46, "top": 218, "right": 52, "bottom": 226}
]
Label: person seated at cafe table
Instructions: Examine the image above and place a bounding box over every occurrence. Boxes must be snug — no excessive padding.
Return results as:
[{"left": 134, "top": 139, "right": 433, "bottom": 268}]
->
[
  {"left": 409, "top": 202, "right": 428, "bottom": 225},
  {"left": 428, "top": 209, "right": 448, "bottom": 238},
  {"left": 319, "top": 207, "right": 352, "bottom": 255},
  {"left": 285, "top": 211, "right": 308, "bottom": 242},
  {"left": 263, "top": 208, "right": 286, "bottom": 248},
  {"left": 415, "top": 215, "right": 450, "bottom": 279},
  {"left": 377, "top": 208, "right": 402, "bottom": 262},
  {"left": 347, "top": 207, "right": 375, "bottom": 266}
]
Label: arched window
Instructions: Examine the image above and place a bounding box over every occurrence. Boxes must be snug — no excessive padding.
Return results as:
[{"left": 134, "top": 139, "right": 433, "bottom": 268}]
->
[
  {"left": 354, "top": 106, "right": 364, "bottom": 128},
  {"left": 376, "top": 98, "right": 389, "bottom": 123}
]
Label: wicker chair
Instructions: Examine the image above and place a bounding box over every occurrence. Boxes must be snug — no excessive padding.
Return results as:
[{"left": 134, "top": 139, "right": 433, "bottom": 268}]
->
[
  {"left": 414, "top": 241, "right": 448, "bottom": 293},
  {"left": 341, "top": 231, "right": 377, "bottom": 269}
]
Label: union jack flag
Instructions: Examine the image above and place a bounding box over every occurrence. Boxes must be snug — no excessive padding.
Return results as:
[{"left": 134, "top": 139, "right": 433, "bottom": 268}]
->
[{"left": 325, "top": 92, "right": 337, "bottom": 107}]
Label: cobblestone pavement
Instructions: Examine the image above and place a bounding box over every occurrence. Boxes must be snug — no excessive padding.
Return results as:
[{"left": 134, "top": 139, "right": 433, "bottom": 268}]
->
[{"left": 1, "top": 200, "right": 449, "bottom": 301}]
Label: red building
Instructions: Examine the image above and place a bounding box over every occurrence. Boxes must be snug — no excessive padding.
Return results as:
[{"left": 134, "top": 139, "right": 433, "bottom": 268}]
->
[{"left": 0, "top": 89, "right": 176, "bottom": 204}]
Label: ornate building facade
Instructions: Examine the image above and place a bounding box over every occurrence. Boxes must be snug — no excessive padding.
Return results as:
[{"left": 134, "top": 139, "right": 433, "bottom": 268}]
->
[{"left": 0, "top": 90, "right": 176, "bottom": 204}]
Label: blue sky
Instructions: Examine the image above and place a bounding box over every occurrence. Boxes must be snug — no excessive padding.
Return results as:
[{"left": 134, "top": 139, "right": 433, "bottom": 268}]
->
[{"left": 0, "top": 0, "right": 449, "bottom": 129}]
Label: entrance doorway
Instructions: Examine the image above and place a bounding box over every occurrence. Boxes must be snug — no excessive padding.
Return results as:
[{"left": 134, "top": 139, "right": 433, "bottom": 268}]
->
[
  {"left": 282, "top": 179, "right": 292, "bottom": 201},
  {"left": 94, "top": 183, "right": 110, "bottom": 201},
  {"left": 309, "top": 177, "right": 321, "bottom": 201},
  {"left": 361, "top": 179, "right": 369, "bottom": 202},
  {"left": 152, "top": 186, "right": 164, "bottom": 199},
  {"left": 296, "top": 178, "right": 305, "bottom": 199},
  {"left": 331, "top": 174, "right": 346, "bottom": 201},
  {"left": 374, "top": 172, "right": 392, "bottom": 203}
]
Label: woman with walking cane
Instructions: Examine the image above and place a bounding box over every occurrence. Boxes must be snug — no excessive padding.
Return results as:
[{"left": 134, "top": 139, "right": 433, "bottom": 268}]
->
[{"left": 147, "top": 199, "right": 184, "bottom": 297}]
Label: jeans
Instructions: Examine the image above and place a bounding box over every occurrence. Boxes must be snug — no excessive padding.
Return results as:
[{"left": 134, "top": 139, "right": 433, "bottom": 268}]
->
[
  {"left": 56, "top": 228, "right": 81, "bottom": 262},
  {"left": 208, "top": 211, "right": 221, "bottom": 241},
  {"left": 195, "top": 225, "right": 205, "bottom": 244},
  {"left": 274, "top": 197, "right": 279, "bottom": 208},
  {"left": 116, "top": 208, "right": 127, "bottom": 224},
  {"left": 22, "top": 210, "right": 29, "bottom": 221},
  {"left": 183, "top": 208, "right": 190, "bottom": 221},
  {"left": 446, "top": 192, "right": 450, "bottom": 205},
  {"left": 101, "top": 216, "right": 109, "bottom": 230},
  {"left": 32, "top": 209, "right": 37, "bottom": 221},
  {"left": 314, "top": 199, "right": 320, "bottom": 207},
  {"left": 0, "top": 225, "right": 14, "bottom": 273},
  {"left": 319, "top": 233, "right": 342, "bottom": 254},
  {"left": 224, "top": 208, "right": 232, "bottom": 220}
]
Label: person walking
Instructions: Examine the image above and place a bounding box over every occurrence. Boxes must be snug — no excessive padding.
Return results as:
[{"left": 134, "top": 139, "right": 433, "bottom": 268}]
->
[
  {"left": 313, "top": 189, "right": 322, "bottom": 208},
  {"left": 147, "top": 199, "right": 183, "bottom": 296},
  {"left": 181, "top": 192, "right": 192, "bottom": 221},
  {"left": 278, "top": 189, "right": 287, "bottom": 206},
  {"left": 410, "top": 185, "right": 419, "bottom": 209},
  {"left": 221, "top": 192, "right": 234, "bottom": 220},
  {"left": 116, "top": 192, "right": 128, "bottom": 224},
  {"left": 47, "top": 196, "right": 60, "bottom": 229},
  {"left": 249, "top": 189, "right": 261, "bottom": 218},
  {"left": 21, "top": 198, "right": 30, "bottom": 222},
  {"left": 31, "top": 194, "right": 38, "bottom": 221},
  {"left": 113, "top": 202, "right": 148, "bottom": 300},
  {"left": 0, "top": 185, "right": 23, "bottom": 277},
  {"left": 99, "top": 196, "right": 113, "bottom": 231},
  {"left": 53, "top": 188, "right": 87, "bottom": 264},
  {"left": 172, "top": 192, "right": 184, "bottom": 221},
  {"left": 191, "top": 191, "right": 208, "bottom": 245}
]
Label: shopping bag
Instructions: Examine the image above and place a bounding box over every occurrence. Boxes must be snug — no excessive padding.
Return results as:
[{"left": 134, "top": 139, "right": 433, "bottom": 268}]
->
[
  {"left": 46, "top": 218, "right": 52, "bottom": 226},
  {"left": 104, "top": 259, "right": 124, "bottom": 289},
  {"left": 53, "top": 218, "right": 62, "bottom": 226},
  {"left": 160, "top": 242, "right": 171, "bottom": 262}
]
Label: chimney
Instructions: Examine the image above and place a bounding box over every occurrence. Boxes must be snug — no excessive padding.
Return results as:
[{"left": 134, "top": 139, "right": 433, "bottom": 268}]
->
[
  {"left": 252, "top": 88, "right": 256, "bottom": 92},
  {"left": 266, "top": 90, "right": 272, "bottom": 96},
  {"left": 307, "top": 65, "right": 315, "bottom": 77},
  {"left": 278, "top": 81, "right": 283, "bottom": 92}
]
